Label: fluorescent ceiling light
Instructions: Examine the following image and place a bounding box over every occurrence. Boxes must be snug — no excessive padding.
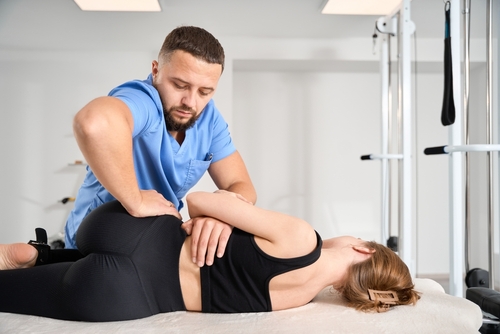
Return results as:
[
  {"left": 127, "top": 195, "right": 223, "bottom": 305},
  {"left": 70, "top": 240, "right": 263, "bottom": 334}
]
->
[
  {"left": 74, "top": 0, "right": 161, "bottom": 12},
  {"left": 321, "top": 0, "right": 400, "bottom": 15}
]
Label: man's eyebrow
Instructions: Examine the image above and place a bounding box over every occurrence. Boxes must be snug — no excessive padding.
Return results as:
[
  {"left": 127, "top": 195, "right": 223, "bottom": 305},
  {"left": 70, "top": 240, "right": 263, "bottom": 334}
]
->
[
  {"left": 172, "top": 77, "right": 215, "bottom": 92},
  {"left": 201, "top": 87, "right": 215, "bottom": 93}
]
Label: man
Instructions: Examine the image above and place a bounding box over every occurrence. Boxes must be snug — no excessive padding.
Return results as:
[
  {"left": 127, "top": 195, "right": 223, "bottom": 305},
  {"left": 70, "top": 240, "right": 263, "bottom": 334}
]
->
[{"left": 65, "top": 26, "right": 256, "bottom": 267}]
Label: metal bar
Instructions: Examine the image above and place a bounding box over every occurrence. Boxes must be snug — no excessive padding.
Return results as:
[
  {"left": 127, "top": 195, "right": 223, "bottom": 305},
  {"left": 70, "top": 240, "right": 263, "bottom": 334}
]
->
[
  {"left": 397, "top": 8, "right": 404, "bottom": 262},
  {"left": 388, "top": 31, "right": 394, "bottom": 246},
  {"left": 486, "top": 0, "right": 494, "bottom": 290},
  {"left": 463, "top": 0, "right": 471, "bottom": 277},
  {"left": 446, "top": 144, "right": 500, "bottom": 153},
  {"left": 368, "top": 154, "right": 404, "bottom": 160},
  {"left": 399, "top": 0, "right": 414, "bottom": 273},
  {"left": 448, "top": 0, "right": 464, "bottom": 297},
  {"left": 361, "top": 153, "right": 403, "bottom": 161},
  {"left": 375, "top": 0, "right": 413, "bottom": 273},
  {"left": 381, "top": 33, "right": 390, "bottom": 244},
  {"left": 384, "top": 34, "right": 394, "bottom": 241}
]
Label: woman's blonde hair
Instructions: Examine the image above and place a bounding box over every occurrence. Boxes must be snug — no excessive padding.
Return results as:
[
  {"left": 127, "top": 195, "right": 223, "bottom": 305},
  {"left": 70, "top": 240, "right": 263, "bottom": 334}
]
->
[{"left": 336, "top": 241, "right": 420, "bottom": 312}]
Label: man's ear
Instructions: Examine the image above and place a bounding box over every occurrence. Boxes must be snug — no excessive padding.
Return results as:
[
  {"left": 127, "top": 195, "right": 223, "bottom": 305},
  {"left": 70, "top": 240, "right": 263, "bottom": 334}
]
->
[
  {"left": 151, "top": 60, "right": 159, "bottom": 78},
  {"left": 352, "top": 245, "right": 376, "bottom": 255}
]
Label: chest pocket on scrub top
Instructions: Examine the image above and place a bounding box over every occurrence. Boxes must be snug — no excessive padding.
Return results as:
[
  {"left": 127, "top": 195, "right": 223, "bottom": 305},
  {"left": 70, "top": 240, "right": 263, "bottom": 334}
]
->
[{"left": 177, "top": 154, "right": 213, "bottom": 197}]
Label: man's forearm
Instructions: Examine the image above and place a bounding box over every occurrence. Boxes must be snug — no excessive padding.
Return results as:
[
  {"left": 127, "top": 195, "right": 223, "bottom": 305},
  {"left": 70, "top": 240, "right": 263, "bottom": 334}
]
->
[{"left": 224, "top": 181, "right": 257, "bottom": 205}]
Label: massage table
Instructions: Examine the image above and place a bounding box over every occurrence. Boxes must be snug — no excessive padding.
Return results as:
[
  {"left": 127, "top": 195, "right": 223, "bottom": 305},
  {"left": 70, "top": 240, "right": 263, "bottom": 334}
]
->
[{"left": 0, "top": 278, "right": 482, "bottom": 333}]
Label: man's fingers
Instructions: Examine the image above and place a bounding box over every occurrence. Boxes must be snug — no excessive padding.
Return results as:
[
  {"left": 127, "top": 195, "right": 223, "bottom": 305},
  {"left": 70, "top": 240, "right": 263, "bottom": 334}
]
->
[
  {"left": 181, "top": 220, "right": 193, "bottom": 235},
  {"left": 235, "top": 193, "right": 252, "bottom": 204},
  {"left": 166, "top": 207, "right": 182, "bottom": 220},
  {"left": 127, "top": 189, "right": 180, "bottom": 218},
  {"left": 213, "top": 189, "right": 252, "bottom": 204}
]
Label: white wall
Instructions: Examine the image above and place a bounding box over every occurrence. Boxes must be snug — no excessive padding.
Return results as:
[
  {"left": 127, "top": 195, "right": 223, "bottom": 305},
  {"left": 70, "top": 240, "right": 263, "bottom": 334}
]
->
[
  {"left": 414, "top": 71, "right": 450, "bottom": 275},
  {"left": 233, "top": 69, "right": 382, "bottom": 242}
]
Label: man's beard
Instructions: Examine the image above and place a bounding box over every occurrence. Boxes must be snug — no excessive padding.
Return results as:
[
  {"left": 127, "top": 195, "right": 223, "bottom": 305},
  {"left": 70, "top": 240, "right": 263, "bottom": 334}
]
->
[{"left": 163, "top": 106, "right": 201, "bottom": 132}]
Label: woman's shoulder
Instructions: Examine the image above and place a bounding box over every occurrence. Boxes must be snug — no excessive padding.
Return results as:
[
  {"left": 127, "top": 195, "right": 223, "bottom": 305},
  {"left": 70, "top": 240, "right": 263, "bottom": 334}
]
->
[{"left": 251, "top": 227, "right": 321, "bottom": 261}]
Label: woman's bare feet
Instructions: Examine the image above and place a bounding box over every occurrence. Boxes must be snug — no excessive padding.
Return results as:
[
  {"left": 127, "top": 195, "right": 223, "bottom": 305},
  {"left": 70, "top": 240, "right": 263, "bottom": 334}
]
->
[{"left": 0, "top": 243, "right": 37, "bottom": 270}]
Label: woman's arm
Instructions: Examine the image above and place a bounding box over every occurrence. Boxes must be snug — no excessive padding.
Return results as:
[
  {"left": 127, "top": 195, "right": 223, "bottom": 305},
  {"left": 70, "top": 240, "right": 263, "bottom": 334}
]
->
[{"left": 186, "top": 191, "right": 317, "bottom": 258}]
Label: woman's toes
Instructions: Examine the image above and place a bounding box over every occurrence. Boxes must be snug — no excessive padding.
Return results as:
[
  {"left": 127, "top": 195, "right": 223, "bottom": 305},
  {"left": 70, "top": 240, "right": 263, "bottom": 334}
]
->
[{"left": 0, "top": 243, "right": 37, "bottom": 270}]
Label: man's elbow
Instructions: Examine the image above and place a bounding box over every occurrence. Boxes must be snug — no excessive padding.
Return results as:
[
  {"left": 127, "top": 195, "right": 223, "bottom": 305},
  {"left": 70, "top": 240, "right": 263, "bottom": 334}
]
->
[
  {"left": 73, "top": 98, "right": 120, "bottom": 140},
  {"left": 237, "top": 183, "right": 257, "bottom": 205},
  {"left": 74, "top": 112, "right": 107, "bottom": 139}
]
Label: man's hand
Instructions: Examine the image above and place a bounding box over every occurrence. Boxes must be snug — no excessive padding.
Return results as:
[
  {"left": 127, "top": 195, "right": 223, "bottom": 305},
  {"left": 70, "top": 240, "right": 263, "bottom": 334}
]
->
[
  {"left": 181, "top": 216, "right": 232, "bottom": 267},
  {"left": 124, "top": 189, "right": 181, "bottom": 220},
  {"left": 214, "top": 189, "right": 253, "bottom": 204}
]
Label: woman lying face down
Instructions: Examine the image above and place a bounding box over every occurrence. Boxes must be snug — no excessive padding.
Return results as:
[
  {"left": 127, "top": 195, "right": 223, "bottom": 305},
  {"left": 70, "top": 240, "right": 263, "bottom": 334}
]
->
[{"left": 0, "top": 191, "right": 420, "bottom": 321}]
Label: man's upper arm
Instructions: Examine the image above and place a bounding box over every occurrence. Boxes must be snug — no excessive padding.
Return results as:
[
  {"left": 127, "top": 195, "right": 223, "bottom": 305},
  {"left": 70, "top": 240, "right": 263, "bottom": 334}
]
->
[
  {"left": 73, "top": 96, "right": 134, "bottom": 140},
  {"left": 109, "top": 83, "right": 162, "bottom": 138}
]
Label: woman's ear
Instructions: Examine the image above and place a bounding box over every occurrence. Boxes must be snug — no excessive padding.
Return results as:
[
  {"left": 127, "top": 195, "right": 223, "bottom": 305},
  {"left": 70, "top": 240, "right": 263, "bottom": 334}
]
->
[{"left": 352, "top": 245, "right": 376, "bottom": 255}]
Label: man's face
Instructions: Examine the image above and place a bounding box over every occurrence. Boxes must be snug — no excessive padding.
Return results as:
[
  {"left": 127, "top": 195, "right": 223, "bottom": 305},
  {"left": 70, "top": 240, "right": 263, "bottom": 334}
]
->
[{"left": 152, "top": 50, "right": 222, "bottom": 132}]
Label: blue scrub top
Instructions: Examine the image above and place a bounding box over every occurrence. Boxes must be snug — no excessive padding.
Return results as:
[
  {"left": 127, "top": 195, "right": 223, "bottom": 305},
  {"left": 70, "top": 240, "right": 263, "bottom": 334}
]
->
[{"left": 64, "top": 74, "right": 235, "bottom": 249}]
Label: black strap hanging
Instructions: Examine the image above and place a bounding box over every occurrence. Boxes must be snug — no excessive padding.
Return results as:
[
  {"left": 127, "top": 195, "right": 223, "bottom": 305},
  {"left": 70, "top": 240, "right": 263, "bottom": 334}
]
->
[{"left": 441, "top": 1, "right": 455, "bottom": 126}]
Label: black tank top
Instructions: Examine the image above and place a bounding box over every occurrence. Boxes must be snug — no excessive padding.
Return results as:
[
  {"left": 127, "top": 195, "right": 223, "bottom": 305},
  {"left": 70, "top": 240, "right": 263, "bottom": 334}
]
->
[{"left": 200, "top": 228, "right": 323, "bottom": 313}]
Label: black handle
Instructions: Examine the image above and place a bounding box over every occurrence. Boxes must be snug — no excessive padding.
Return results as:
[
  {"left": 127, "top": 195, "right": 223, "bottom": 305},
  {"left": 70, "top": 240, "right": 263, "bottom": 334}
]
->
[
  {"left": 34, "top": 228, "right": 48, "bottom": 244},
  {"left": 441, "top": 3, "right": 455, "bottom": 126},
  {"left": 424, "top": 146, "right": 447, "bottom": 155},
  {"left": 360, "top": 155, "right": 372, "bottom": 160}
]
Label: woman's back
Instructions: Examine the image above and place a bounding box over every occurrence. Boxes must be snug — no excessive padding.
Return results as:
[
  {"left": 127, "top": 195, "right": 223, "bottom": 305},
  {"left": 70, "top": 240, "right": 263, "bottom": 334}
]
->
[{"left": 185, "top": 228, "right": 322, "bottom": 313}]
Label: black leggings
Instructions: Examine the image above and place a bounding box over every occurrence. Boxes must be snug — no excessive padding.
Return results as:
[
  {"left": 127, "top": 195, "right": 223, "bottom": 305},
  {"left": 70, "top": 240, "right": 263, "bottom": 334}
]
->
[{"left": 0, "top": 201, "right": 187, "bottom": 322}]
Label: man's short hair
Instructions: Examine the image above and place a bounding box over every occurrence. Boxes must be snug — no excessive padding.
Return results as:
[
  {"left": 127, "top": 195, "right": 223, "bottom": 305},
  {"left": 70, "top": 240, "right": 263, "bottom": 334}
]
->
[{"left": 159, "top": 26, "right": 225, "bottom": 73}]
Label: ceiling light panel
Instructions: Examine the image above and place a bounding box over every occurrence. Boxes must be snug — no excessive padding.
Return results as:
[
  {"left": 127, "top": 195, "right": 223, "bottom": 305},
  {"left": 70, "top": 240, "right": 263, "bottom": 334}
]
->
[
  {"left": 74, "top": 0, "right": 161, "bottom": 12},
  {"left": 321, "top": 0, "right": 400, "bottom": 15}
]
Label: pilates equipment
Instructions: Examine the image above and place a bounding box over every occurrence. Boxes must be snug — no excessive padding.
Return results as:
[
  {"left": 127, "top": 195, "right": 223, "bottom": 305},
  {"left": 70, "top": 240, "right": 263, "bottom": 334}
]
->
[
  {"left": 361, "top": 0, "right": 415, "bottom": 274},
  {"left": 424, "top": 0, "right": 499, "bottom": 332}
]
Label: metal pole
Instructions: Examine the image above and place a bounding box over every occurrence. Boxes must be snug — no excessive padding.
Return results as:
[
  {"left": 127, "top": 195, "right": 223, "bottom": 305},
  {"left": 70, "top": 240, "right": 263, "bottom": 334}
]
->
[
  {"left": 381, "top": 33, "right": 390, "bottom": 244},
  {"left": 399, "top": 0, "right": 414, "bottom": 273},
  {"left": 463, "top": 0, "right": 471, "bottom": 276},
  {"left": 448, "top": 0, "right": 464, "bottom": 297},
  {"left": 388, "top": 34, "right": 394, "bottom": 245},
  {"left": 486, "top": 0, "right": 494, "bottom": 290},
  {"left": 397, "top": 10, "right": 403, "bottom": 258}
]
